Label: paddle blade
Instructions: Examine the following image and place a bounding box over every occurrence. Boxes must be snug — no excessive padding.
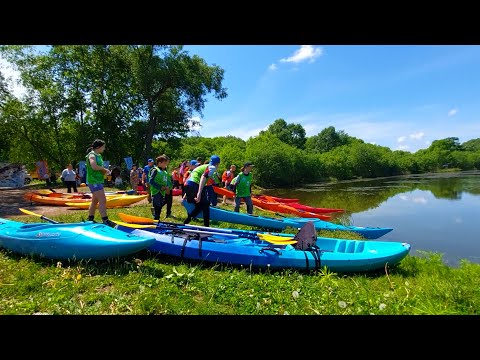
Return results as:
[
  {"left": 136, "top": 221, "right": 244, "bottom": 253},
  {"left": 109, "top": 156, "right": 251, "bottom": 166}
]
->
[
  {"left": 113, "top": 220, "right": 156, "bottom": 229},
  {"left": 19, "top": 208, "right": 42, "bottom": 217},
  {"left": 19, "top": 208, "right": 59, "bottom": 224}
]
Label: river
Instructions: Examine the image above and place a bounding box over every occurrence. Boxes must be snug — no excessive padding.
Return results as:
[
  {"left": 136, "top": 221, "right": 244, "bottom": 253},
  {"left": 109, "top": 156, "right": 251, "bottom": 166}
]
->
[{"left": 263, "top": 170, "right": 480, "bottom": 267}]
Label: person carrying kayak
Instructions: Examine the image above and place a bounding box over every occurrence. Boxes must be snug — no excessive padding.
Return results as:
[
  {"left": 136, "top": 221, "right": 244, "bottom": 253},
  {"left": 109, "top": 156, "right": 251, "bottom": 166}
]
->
[{"left": 183, "top": 155, "right": 221, "bottom": 227}]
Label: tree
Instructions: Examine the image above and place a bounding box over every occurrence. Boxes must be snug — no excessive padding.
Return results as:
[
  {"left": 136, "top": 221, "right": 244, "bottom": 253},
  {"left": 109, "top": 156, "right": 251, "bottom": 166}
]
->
[
  {"left": 129, "top": 45, "right": 227, "bottom": 161},
  {"left": 0, "top": 45, "right": 227, "bottom": 170},
  {"left": 260, "top": 118, "right": 306, "bottom": 149},
  {"left": 462, "top": 138, "right": 480, "bottom": 152},
  {"left": 305, "top": 126, "right": 356, "bottom": 153},
  {"left": 428, "top": 137, "right": 463, "bottom": 152}
]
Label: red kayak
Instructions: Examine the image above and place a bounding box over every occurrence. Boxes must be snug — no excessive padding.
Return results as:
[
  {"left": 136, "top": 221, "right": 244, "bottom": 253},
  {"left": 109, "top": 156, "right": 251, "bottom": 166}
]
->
[{"left": 260, "top": 195, "right": 344, "bottom": 214}]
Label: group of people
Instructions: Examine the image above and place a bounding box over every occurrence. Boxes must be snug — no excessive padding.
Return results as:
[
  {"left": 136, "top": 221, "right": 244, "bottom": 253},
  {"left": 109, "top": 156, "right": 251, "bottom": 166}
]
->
[
  {"left": 182, "top": 156, "right": 255, "bottom": 227},
  {"left": 81, "top": 138, "right": 255, "bottom": 229}
]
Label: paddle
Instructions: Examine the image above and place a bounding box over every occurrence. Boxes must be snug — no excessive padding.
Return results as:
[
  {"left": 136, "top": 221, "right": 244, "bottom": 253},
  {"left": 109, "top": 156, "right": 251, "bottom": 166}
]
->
[
  {"left": 19, "top": 208, "right": 60, "bottom": 224},
  {"left": 115, "top": 217, "right": 296, "bottom": 245},
  {"left": 134, "top": 215, "right": 296, "bottom": 242}
]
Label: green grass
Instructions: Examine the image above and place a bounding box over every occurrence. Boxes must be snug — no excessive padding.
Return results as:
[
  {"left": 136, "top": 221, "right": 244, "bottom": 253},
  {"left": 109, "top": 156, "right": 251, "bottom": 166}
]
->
[{"left": 1, "top": 189, "right": 480, "bottom": 315}]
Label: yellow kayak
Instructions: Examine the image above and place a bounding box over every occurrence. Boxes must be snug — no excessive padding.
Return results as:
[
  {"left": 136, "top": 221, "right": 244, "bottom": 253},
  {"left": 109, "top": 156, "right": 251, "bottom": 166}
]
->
[{"left": 65, "top": 194, "right": 148, "bottom": 209}]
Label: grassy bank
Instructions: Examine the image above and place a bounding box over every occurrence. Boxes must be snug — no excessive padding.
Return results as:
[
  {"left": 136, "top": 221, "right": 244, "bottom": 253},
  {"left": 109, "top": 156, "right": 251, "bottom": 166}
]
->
[{"left": 1, "top": 194, "right": 479, "bottom": 315}]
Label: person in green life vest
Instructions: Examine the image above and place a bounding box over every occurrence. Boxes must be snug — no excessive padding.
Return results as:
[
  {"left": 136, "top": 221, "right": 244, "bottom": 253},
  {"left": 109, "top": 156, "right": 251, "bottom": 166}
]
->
[
  {"left": 163, "top": 162, "right": 174, "bottom": 218},
  {"left": 232, "top": 161, "right": 254, "bottom": 214},
  {"left": 148, "top": 154, "right": 170, "bottom": 221},
  {"left": 85, "top": 139, "right": 114, "bottom": 227},
  {"left": 183, "top": 155, "right": 221, "bottom": 227}
]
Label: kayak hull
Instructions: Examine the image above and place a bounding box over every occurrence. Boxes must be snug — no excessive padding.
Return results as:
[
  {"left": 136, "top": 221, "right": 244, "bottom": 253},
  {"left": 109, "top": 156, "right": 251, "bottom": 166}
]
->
[
  {"left": 0, "top": 218, "right": 156, "bottom": 260},
  {"left": 181, "top": 201, "right": 393, "bottom": 239},
  {"left": 116, "top": 225, "right": 410, "bottom": 272}
]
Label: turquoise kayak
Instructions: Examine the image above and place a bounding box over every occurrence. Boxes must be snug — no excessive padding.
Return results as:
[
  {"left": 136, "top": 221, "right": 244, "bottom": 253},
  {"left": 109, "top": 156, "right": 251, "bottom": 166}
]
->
[
  {"left": 0, "top": 218, "right": 156, "bottom": 260},
  {"left": 115, "top": 221, "right": 411, "bottom": 272},
  {"left": 182, "top": 200, "right": 393, "bottom": 239}
]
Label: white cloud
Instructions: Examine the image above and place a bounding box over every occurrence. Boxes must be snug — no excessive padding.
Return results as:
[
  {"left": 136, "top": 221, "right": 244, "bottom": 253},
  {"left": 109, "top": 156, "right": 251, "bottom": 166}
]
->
[
  {"left": 397, "top": 144, "right": 410, "bottom": 151},
  {"left": 409, "top": 132, "right": 424, "bottom": 140},
  {"left": 412, "top": 197, "right": 427, "bottom": 204},
  {"left": 280, "top": 45, "right": 323, "bottom": 64},
  {"left": 397, "top": 136, "right": 407, "bottom": 143},
  {"left": 268, "top": 63, "right": 278, "bottom": 71},
  {"left": 447, "top": 108, "right": 458, "bottom": 117}
]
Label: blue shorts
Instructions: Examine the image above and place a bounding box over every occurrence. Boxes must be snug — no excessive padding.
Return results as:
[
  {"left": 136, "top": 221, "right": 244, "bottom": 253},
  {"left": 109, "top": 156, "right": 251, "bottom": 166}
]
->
[{"left": 87, "top": 183, "right": 104, "bottom": 193}]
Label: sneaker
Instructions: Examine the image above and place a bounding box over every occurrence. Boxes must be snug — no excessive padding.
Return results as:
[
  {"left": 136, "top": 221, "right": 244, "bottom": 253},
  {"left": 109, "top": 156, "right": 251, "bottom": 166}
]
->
[
  {"left": 184, "top": 215, "right": 192, "bottom": 225},
  {"left": 103, "top": 219, "right": 116, "bottom": 228}
]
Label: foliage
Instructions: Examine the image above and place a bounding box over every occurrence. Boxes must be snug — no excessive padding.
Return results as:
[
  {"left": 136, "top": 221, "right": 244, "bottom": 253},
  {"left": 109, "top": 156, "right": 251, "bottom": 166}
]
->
[
  {"left": 0, "top": 45, "right": 227, "bottom": 171},
  {"left": 1, "top": 45, "right": 479, "bottom": 188},
  {"left": 305, "top": 126, "right": 352, "bottom": 153},
  {"left": 463, "top": 138, "right": 480, "bottom": 152},
  {"left": 260, "top": 118, "right": 306, "bottom": 150}
]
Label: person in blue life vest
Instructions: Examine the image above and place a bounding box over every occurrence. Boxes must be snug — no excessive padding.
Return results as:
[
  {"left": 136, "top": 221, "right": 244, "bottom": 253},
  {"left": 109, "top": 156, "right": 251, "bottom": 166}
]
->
[
  {"left": 148, "top": 154, "right": 170, "bottom": 221},
  {"left": 232, "top": 161, "right": 254, "bottom": 215},
  {"left": 183, "top": 155, "right": 221, "bottom": 227},
  {"left": 142, "top": 158, "right": 155, "bottom": 203},
  {"left": 85, "top": 139, "right": 114, "bottom": 227}
]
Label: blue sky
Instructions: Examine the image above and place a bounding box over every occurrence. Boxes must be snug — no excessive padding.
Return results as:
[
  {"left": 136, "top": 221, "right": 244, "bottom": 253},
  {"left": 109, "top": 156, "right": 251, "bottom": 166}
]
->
[
  {"left": 183, "top": 45, "right": 480, "bottom": 153},
  {"left": 2, "top": 45, "right": 479, "bottom": 153}
]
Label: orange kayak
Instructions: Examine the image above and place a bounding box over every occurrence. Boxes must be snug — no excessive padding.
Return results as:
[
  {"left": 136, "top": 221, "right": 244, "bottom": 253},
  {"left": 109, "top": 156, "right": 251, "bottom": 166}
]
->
[{"left": 24, "top": 192, "right": 94, "bottom": 206}]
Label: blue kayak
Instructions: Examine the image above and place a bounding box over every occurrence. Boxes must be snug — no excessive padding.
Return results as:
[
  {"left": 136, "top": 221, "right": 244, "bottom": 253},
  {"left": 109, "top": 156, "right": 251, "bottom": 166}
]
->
[
  {"left": 0, "top": 218, "right": 156, "bottom": 260},
  {"left": 115, "top": 222, "right": 411, "bottom": 272},
  {"left": 182, "top": 201, "right": 393, "bottom": 239}
]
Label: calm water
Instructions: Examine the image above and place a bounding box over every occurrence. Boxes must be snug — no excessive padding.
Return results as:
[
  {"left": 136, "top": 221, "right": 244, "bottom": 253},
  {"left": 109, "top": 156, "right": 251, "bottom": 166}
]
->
[{"left": 264, "top": 170, "right": 480, "bottom": 267}]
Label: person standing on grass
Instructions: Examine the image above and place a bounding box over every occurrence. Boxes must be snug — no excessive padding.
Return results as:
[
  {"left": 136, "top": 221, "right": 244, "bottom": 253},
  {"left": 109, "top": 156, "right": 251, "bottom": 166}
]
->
[
  {"left": 232, "top": 161, "right": 254, "bottom": 215},
  {"left": 148, "top": 154, "right": 170, "bottom": 221},
  {"left": 183, "top": 155, "right": 221, "bottom": 227},
  {"left": 162, "top": 164, "right": 174, "bottom": 218},
  {"left": 85, "top": 139, "right": 114, "bottom": 227},
  {"left": 130, "top": 164, "right": 139, "bottom": 194},
  {"left": 143, "top": 158, "right": 155, "bottom": 203},
  {"left": 61, "top": 164, "right": 78, "bottom": 193},
  {"left": 221, "top": 164, "right": 236, "bottom": 204}
]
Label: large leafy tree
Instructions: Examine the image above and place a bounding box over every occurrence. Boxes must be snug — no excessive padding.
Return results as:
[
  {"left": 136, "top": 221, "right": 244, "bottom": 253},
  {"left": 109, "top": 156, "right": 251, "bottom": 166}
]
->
[
  {"left": 0, "top": 45, "right": 227, "bottom": 170},
  {"left": 129, "top": 45, "right": 227, "bottom": 162},
  {"left": 305, "top": 126, "right": 354, "bottom": 153},
  {"left": 260, "top": 118, "right": 306, "bottom": 149}
]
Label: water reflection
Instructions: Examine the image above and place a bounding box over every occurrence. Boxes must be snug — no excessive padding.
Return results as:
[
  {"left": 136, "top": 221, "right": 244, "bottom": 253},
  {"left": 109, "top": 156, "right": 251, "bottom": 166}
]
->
[{"left": 264, "top": 171, "right": 480, "bottom": 267}]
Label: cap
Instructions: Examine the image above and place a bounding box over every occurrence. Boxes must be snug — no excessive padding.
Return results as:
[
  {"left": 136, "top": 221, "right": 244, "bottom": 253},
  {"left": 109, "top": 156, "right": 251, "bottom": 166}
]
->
[
  {"left": 148, "top": 158, "right": 154, "bottom": 163},
  {"left": 210, "top": 155, "right": 221, "bottom": 165},
  {"left": 190, "top": 160, "right": 198, "bottom": 166},
  {"left": 244, "top": 162, "right": 255, "bottom": 167}
]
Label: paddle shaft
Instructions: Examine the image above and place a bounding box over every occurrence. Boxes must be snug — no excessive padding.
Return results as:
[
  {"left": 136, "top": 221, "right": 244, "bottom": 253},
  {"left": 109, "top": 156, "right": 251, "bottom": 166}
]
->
[{"left": 156, "top": 221, "right": 293, "bottom": 243}]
